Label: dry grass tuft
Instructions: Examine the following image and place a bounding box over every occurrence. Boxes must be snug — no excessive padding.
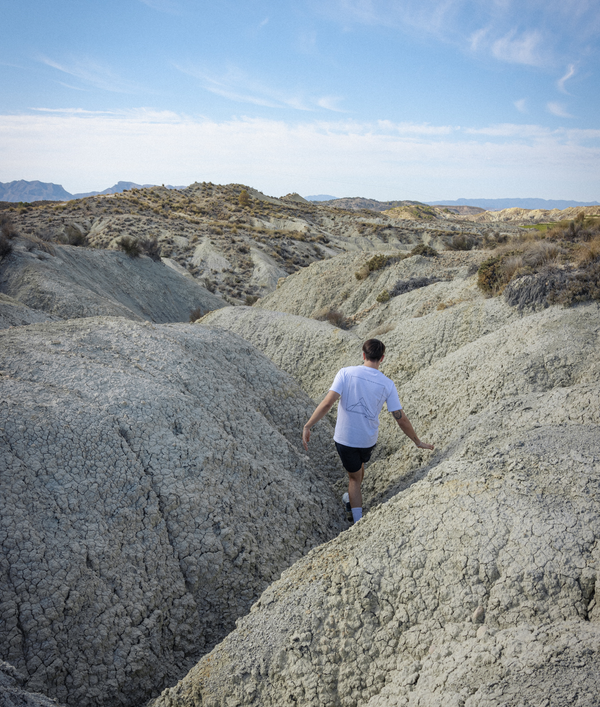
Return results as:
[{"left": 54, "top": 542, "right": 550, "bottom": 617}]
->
[
  {"left": 313, "top": 307, "right": 351, "bottom": 329},
  {"left": 574, "top": 235, "right": 600, "bottom": 267},
  {"left": 410, "top": 244, "right": 438, "bottom": 257}
]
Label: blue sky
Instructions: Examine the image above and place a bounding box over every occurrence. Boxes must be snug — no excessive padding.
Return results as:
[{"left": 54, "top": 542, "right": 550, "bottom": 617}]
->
[{"left": 1, "top": 0, "right": 599, "bottom": 200}]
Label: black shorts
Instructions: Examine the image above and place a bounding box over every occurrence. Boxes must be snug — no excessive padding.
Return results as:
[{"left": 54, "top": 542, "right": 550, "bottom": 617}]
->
[{"left": 335, "top": 442, "right": 376, "bottom": 474}]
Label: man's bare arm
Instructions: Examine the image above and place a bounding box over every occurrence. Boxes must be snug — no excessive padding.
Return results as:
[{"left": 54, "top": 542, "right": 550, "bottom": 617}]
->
[
  {"left": 302, "top": 390, "right": 341, "bottom": 451},
  {"left": 392, "top": 409, "right": 434, "bottom": 450}
]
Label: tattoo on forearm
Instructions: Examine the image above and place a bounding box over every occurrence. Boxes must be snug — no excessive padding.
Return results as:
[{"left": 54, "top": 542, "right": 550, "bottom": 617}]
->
[{"left": 392, "top": 410, "right": 403, "bottom": 420}]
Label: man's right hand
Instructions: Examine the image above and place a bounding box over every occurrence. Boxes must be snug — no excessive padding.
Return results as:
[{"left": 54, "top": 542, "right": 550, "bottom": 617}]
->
[{"left": 416, "top": 440, "right": 434, "bottom": 450}]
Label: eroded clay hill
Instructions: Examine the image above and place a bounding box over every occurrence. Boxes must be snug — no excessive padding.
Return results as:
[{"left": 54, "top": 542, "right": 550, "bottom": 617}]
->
[
  {"left": 154, "top": 250, "right": 600, "bottom": 706},
  {"left": 0, "top": 320, "right": 347, "bottom": 707},
  {"left": 0, "top": 236, "right": 225, "bottom": 326}
]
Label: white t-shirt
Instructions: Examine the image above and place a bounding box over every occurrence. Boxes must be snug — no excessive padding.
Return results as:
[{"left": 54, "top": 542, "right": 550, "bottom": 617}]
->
[{"left": 330, "top": 365, "right": 402, "bottom": 448}]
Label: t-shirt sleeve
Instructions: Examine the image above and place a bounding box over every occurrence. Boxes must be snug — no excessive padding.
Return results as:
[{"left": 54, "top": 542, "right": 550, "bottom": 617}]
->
[
  {"left": 386, "top": 383, "right": 402, "bottom": 412},
  {"left": 330, "top": 368, "right": 345, "bottom": 395}
]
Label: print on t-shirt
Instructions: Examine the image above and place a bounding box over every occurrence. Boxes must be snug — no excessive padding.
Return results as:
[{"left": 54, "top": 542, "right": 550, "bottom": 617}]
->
[{"left": 344, "top": 375, "right": 386, "bottom": 424}]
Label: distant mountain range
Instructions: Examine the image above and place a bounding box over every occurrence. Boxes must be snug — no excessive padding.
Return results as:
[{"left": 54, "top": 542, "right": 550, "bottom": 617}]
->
[
  {"left": 0, "top": 180, "right": 184, "bottom": 202},
  {"left": 307, "top": 195, "right": 600, "bottom": 211},
  {"left": 2, "top": 181, "right": 598, "bottom": 212},
  {"left": 426, "top": 198, "right": 600, "bottom": 211}
]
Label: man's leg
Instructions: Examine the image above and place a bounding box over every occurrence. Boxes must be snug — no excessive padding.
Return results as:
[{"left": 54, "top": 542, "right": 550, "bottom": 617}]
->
[{"left": 348, "top": 464, "right": 364, "bottom": 522}]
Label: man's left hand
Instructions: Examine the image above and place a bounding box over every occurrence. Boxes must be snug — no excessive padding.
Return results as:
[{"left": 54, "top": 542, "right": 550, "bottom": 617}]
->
[{"left": 302, "top": 426, "right": 311, "bottom": 451}]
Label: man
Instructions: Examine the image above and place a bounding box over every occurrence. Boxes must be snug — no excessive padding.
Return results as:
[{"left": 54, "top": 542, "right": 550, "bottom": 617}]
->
[{"left": 302, "top": 339, "right": 434, "bottom": 523}]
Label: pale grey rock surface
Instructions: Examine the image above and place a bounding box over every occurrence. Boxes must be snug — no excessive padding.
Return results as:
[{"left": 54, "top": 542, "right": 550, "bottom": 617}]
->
[
  {"left": 0, "top": 239, "right": 226, "bottom": 323},
  {"left": 0, "top": 319, "right": 346, "bottom": 707},
  {"left": 157, "top": 251, "right": 600, "bottom": 706}
]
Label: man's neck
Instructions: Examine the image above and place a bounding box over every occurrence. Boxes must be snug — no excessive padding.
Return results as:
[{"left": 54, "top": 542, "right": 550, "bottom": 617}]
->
[{"left": 363, "top": 359, "right": 381, "bottom": 370}]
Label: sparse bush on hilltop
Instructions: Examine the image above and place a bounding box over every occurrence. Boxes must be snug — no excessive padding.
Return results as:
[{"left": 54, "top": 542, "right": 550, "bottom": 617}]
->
[
  {"left": 117, "top": 236, "right": 141, "bottom": 258},
  {"left": 239, "top": 189, "right": 251, "bottom": 208}
]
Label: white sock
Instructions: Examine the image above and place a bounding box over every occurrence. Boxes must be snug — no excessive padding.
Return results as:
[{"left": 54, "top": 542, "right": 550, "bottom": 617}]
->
[{"left": 351, "top": 507, "right": 363, "bottom": 523}]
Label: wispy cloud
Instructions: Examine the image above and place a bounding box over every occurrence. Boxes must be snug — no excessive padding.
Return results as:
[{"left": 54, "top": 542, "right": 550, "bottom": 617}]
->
[
  {"left": 514, "top": 98, "right": 528, "bottom": 113},
  {"left": 557, "top": 64, "right": 576, "bottom": 93},
  {"left": 175, "top": 63, "right": 344, "bottom": 112},
  {"left": 39, "top": 56, "right": 141, "bottom": 94},
  {"left": 491, "top": 29, "right": 546, "bottom": 66},
  {"left": 320, "top": 0, "right": 598, "bottom": 68},
  {"left": 547, "top": 101, "right": 574, "bottom": 118},
  {"left": 4, "top": 111, "right": 598, "bottom": 199}
]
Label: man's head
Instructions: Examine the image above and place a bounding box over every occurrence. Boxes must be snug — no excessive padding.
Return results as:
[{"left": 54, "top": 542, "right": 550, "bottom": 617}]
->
[{"left": 362, "top": 338, "right": 385, "bottom": 362}]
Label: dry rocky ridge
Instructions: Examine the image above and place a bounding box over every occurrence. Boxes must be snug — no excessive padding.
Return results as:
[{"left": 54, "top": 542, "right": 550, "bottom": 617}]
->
[
  {"left": 152, "top": 249, "right": 600, "bottom": 706},
  {"left": 0, "top": 319, "right": 347, "bottom": 707},
  {"left": 3, "top": 183, "right": 522, "bottom": 304}
]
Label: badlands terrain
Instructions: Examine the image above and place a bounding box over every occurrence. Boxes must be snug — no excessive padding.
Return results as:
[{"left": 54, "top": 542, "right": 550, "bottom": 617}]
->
[{"left": 1, "top": 184, "right": 599, "bottom": 707}]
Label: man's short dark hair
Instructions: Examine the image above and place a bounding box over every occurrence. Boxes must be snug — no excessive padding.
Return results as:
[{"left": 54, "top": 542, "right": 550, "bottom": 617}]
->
[{"left": 363, "top": 338, "right": 385, "bottom": 361}]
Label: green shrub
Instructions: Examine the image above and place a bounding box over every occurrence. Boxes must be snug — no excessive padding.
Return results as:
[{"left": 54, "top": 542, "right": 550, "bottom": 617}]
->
[
  {"left": 245, "top": 295, "right": 259, "bottom": 306},
  {"left": 366, "top": 254, "right": 389, "bottom": 271},
  {"left": 477, "top": 254, "right": 512, "bottom": 295},
  {"left": 376, "top": 290, "right": 391, "bottom": 303}
]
